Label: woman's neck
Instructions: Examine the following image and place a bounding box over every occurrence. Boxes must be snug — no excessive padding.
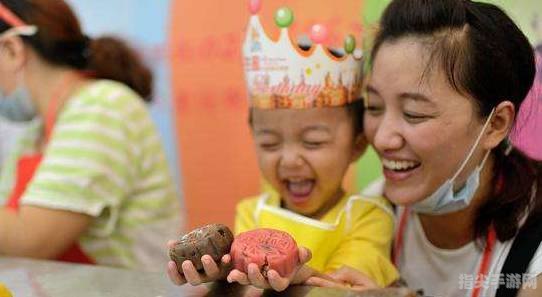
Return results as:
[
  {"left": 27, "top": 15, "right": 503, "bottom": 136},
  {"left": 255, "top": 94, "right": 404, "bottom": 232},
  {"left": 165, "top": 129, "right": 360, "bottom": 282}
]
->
[
  {"left": 25, "top": 58, "right": 88, "bottom": 150},
  {"left": 23, "top": 52, "right": 83, "bottom": 121},
  {"left": 30, "top": 68, "right": 82, "bottom": 120},
  {"left": 418, "top": 209, "right": 476, "bottom": 249}
]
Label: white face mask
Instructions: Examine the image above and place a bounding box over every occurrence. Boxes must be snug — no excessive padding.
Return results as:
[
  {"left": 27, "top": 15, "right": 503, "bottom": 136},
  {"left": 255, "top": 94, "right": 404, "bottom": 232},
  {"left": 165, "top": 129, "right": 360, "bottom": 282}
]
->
[
  {"left": 0, "top": 26, "right": 38, "bottom": 122},
  {"left": 0, "top": 82, "right": 36, "bottom": 122},
  {"left": 411, "top": 108, "right": 495, "bottom": 215}
]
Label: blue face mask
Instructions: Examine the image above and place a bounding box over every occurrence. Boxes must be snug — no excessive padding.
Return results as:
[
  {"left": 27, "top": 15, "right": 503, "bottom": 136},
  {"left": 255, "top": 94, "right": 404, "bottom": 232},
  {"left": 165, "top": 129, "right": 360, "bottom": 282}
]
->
[
  {"left": 0, "top": 84, "right": 37, "bottom": 122},
  {"left": 411, "top": 109, "right": 495, "bottom": 215},
  {"left": 0, "top": 26, "right": 39, "bottom": 122}
]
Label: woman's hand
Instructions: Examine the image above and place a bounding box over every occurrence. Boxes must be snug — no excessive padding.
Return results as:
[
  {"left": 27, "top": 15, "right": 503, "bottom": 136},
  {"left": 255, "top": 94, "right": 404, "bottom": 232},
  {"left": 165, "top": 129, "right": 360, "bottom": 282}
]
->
[
  {"left": 305, "top": 266, "right": 380, "bottom": 291},
  {"left": 166, "top": 240, "right": 232, "bottom": 286},
  {"left": 226, "top": 247, "right": 312, "bottom": 292}
]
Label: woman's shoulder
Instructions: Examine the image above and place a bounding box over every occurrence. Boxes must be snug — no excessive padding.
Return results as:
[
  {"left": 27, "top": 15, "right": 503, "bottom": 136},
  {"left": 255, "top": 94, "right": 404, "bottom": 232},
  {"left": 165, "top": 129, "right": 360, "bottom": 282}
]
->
[
  {"left": 69, "top": 79, "right": 145, "bottom": 109},
  {"left": 58, "top": 79, "right": 152, "bottom": 131},
  {"left": 526, "top": 242, "right": 542, "bottom": 278},
  {"left": 499, "top": 219, "right": 542, "bottom": 280}
]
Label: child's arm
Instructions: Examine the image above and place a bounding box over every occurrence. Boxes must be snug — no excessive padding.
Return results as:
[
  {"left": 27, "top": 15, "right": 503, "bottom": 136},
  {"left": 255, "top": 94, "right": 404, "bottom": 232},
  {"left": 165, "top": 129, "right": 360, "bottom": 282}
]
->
[{"left": 324, "top": 197, "right": 399, "bottom": 287}]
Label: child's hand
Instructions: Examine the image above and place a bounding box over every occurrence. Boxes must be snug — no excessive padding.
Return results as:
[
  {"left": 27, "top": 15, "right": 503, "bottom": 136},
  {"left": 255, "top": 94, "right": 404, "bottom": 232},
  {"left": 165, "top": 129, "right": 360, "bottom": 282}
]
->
[
  {"left": 166, "top": 240, "right": 232, "bottom": 286},
  {"left": 305, "top": 265, "right": 379, "bottom": 291},
  {"left": 226, "top": 246, "right": 312, "bottom": 292}
]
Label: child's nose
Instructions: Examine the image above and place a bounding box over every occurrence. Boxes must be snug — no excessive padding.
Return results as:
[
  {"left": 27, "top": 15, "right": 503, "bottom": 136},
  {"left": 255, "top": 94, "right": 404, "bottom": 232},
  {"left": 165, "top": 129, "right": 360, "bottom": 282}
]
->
[{"left": 279, "top": 149, "right": 304, "bottom": 168}]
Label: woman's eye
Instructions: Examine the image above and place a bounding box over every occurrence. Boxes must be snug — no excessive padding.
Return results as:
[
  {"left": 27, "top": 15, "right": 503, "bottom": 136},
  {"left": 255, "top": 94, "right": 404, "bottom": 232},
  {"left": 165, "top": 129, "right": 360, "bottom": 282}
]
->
[
  {"left": 404, "top": 112, "right": 430, "bottom": 122},
  {"left": 366, "top": 105, "right": 384, "bottom": 115},
  {"left": 303, "top": 141, "right": 326, "bottom": 149}
]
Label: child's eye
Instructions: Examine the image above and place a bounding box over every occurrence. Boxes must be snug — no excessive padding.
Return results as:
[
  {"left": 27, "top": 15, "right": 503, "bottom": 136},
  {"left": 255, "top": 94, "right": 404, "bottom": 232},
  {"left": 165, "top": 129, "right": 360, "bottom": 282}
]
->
[
  {"left": 259, "top": 143, "right": 280, "bottom": 151},
  {"left": 303, "top": 141, "right": 326, "bottom": 149}
]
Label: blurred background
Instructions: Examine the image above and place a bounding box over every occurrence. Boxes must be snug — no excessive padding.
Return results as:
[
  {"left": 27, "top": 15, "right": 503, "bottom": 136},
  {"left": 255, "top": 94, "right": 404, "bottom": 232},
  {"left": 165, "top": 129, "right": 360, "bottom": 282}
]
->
[{"left": 2, "top": 0, "right": 539, "bottom": 231}]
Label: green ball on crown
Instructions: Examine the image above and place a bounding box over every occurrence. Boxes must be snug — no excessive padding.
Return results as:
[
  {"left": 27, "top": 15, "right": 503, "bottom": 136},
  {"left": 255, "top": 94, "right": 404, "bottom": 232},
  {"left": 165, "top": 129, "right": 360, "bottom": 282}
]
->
[
  {"left": 275, "top": 7, "right": 294, "bottom": 28},
  {"left": 344, "top": 35, "right": 356, "bottom": 54}
]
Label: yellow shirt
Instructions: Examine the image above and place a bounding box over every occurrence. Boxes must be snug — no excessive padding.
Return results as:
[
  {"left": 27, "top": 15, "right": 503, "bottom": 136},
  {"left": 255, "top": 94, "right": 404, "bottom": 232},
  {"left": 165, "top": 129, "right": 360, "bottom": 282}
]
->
[
  {"left": 0, "top": 283, "right": 12, "bottom": 297},
  {"left": 234, "top": 192, "right": 399, "bottom": 287}
]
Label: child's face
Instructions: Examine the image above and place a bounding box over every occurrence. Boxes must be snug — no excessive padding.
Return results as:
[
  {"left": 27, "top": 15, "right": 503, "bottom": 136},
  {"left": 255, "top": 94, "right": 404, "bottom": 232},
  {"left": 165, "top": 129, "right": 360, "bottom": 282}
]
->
[{"left": 251, "top": 107, "right": 366, "bottom": 217}]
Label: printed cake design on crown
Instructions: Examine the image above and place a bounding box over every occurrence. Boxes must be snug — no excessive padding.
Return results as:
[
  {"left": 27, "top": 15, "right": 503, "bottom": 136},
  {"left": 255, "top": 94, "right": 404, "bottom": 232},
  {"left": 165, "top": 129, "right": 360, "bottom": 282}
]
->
[{"left": 243, "top": 0, "right": 364, "bottom": 109}]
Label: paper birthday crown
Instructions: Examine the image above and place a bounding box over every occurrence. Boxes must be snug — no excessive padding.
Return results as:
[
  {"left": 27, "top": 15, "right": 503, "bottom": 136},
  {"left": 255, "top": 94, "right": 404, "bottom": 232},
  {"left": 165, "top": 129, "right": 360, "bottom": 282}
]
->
[{"left": 242, "top": 0, "right": 364, "bottom": 109}]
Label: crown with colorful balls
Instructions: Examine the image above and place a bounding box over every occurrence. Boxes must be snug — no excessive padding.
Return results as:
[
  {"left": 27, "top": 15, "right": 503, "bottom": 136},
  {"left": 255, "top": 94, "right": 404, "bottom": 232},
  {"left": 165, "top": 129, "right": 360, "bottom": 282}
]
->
[{"left": 243, "top": 0, "right": 364, "bottom": 109}]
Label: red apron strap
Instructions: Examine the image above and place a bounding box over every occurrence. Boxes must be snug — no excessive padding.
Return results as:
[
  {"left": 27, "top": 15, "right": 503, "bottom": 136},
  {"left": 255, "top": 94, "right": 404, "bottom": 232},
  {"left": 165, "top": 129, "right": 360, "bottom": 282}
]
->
[
  {"left": 5, "top": 155, "right": 42, "bottom": 211},
  {"left": 57, "top": 244, "right": 95, "bottom": 264}
]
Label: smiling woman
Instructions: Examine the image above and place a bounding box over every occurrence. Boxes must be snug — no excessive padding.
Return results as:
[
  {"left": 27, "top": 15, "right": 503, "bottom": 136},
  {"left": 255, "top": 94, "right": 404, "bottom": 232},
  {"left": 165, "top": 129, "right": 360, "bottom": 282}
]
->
[{"left": 310, "top": 0, "right": 542, "bottom": 296}]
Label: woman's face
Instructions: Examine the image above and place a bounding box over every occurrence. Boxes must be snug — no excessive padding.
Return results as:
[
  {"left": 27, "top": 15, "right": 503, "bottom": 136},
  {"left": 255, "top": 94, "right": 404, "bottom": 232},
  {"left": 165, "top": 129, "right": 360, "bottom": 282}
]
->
[
  {"left": 364, "top": 37, "right": 490, "bottom": 206},
  {"left": 0, "top": 36, "right": 18, "bottom": 94}
]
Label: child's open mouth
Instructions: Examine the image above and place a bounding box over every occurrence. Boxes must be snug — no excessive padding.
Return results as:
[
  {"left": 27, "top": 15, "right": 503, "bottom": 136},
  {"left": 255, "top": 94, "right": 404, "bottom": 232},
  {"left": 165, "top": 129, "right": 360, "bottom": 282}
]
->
[{"left": 284, "top": 179, "right": 315, "bottom": 204}]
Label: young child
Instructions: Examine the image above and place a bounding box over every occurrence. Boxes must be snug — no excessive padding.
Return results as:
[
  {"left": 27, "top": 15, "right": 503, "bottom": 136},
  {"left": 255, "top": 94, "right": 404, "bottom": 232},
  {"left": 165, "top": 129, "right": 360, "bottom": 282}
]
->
[{"left": 167, "top": 0, "right": 398, "bottom": 290}]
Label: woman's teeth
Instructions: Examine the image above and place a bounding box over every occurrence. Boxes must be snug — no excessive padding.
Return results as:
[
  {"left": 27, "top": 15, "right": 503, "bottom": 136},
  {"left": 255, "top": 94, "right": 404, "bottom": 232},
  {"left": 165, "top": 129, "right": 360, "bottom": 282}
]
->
[{"left": 382, "top": 159, "right": 419, "bottom": 171}]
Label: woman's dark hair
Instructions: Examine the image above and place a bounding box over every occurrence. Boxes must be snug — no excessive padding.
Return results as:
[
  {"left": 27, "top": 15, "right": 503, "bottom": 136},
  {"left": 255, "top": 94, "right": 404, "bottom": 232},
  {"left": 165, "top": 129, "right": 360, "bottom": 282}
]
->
[
  {"left": 0, "top": 0, "right": 153, "bottom": 101},
  {"left": 373, "top": 0, "right": 541, "bottom": 243},
  {"left": 345, "top": 99, "right": 364, "bottom": 137}
]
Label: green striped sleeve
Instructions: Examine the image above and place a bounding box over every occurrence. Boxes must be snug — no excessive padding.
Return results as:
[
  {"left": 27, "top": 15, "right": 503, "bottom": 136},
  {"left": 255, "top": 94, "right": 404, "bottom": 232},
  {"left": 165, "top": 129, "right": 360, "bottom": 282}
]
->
[{"left": 20, "top": 82, "right": 135, "bottom": 217}]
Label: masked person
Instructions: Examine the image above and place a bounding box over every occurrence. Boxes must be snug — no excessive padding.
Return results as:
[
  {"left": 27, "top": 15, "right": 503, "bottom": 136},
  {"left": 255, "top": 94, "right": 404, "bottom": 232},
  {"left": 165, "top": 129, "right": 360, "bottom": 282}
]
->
[
  {"left": 0, "top": 0, "right": 181, "bottom": 270},
  {"left": 306, "top": 1, "right": 542, "bottom": 297}
]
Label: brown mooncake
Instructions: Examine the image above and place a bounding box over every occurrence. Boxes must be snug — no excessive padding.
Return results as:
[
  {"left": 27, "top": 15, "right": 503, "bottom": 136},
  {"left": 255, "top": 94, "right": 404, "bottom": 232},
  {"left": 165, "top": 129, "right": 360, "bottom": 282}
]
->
[{"left": 169, "top": 223, "right": 234, "bottom": 273}]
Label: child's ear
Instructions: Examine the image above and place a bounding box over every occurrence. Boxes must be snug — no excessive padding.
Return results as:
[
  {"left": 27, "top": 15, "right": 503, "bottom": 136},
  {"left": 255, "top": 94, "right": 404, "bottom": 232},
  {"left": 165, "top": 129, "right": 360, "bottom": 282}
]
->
[{"left": 350, "top": 134, "right": 368, "bottom": 162}]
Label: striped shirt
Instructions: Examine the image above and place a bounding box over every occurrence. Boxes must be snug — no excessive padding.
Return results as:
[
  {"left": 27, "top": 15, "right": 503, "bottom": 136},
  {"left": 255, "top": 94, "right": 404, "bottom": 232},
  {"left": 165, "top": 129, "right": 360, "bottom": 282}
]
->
[{"left": 0, "top": 80, "right": 182, "bottom": 270}]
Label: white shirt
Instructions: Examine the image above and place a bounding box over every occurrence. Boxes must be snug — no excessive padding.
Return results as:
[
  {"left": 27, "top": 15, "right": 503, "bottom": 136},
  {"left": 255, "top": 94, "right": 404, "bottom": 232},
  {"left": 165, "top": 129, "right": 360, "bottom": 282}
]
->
[{"left": 399, "top": 212, "right": 542, "bottom": 297}]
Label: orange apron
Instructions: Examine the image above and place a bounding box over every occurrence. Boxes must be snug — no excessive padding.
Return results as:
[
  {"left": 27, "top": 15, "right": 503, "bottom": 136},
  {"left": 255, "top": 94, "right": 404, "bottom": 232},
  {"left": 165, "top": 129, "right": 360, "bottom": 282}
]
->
[{"left": 4, "top": 72, "right": 95, "bottom": 264}]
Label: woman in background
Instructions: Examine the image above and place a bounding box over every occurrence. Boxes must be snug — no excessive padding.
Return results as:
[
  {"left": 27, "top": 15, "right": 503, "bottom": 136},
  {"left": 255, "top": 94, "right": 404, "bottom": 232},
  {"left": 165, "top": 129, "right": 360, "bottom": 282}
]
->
[{"left": 0, "top": 0, "right": 181, "bottom": 270}]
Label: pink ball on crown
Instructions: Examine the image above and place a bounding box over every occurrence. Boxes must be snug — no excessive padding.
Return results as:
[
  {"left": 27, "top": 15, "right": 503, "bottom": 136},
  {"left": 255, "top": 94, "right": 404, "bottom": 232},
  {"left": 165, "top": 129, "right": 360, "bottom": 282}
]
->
[
  {"left": 310, "top": 24, "right": 329, "bottom": 44},
  {"left": 249, "top": 0, "right": 262, "bottom": 14}
]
